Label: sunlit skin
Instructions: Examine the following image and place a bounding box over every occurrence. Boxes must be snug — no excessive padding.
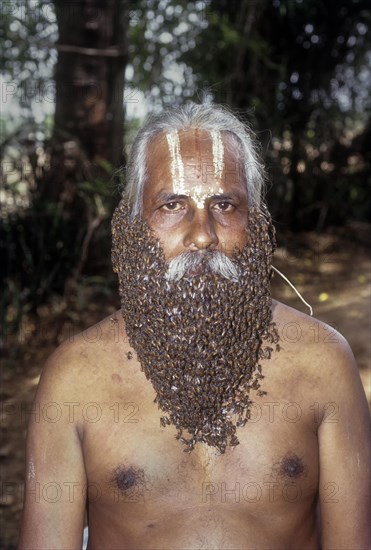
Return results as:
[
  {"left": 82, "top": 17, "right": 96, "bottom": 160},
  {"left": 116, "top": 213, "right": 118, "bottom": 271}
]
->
[
  {"left": 19, "top": 129, "right": 370, "bottom": 550},
  {"left": 144, "top": 129, "right": 249, "bottom": 260}
]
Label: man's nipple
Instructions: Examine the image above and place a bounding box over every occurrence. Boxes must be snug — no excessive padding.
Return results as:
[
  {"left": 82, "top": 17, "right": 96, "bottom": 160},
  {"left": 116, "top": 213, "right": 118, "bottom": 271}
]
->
[
  {"left": 274, "top": 452, "right": 306, "bottom": 479},
  {"left": 110, "top": 465, "right": 146, "bottom": 494}
]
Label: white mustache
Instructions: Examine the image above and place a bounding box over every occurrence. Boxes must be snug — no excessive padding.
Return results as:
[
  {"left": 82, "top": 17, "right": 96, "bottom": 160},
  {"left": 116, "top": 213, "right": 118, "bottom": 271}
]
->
[{"left": 165, "top": 251, "right": 240, "bottom": 282}]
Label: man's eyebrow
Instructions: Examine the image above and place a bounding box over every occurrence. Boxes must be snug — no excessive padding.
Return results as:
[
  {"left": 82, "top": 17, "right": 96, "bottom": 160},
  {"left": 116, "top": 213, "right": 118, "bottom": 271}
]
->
[
  {"left": 154, "top": 192, "right": 188, "bottom": 202},
  {"left": 209, "top": 193, "right": 237, "bottom": 201},
  {"left": 154, "top": 191, "right": 241, "bottom": 203}
]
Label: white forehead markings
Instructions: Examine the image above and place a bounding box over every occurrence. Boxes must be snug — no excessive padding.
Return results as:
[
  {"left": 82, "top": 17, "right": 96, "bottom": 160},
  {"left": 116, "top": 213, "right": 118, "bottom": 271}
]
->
[
  {"left": 28, "top": 458, "right": 36, "bottom": 480},
  {"left": 189, "top": 184, "right": 225, "bottom": 209},
  {"left": 165, "top": 129, "right": 225, "bottom": 209},
  {"left": 166, "top": 130, "right": 186, "bottom": 194},
  {"left": 211, "top": 129, "right": 224, "bottom": 179}
]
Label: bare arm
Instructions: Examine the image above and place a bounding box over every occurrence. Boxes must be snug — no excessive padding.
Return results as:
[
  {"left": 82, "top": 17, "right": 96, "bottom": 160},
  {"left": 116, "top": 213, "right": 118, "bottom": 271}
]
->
[
  {"left": 19, "top": 344, "right": 87, "bottom": 550},
  {"left": 318, "top": 334, "right": 370, "bottom": 549}
]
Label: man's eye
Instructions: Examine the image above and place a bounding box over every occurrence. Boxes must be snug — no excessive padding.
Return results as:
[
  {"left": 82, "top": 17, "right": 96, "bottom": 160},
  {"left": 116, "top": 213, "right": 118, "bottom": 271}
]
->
[
  {"left": 215, "top": 201, "right": 234, "bottom": 212},
  {"left": 162, "top": 201, "right": 182, "bottom": 211}
]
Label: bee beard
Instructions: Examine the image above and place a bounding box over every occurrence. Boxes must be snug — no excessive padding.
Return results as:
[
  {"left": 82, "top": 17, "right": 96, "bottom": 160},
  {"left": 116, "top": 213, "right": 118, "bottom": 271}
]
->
[{"left": 112, "top": 200, "right": 279, "bottom": 454}]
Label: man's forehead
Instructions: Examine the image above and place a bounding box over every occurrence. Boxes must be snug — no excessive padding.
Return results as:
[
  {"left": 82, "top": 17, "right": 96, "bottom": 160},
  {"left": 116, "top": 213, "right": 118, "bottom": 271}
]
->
[
  {"left": 167, "top": 128, "right": 219, "bottom": 157},
  {"left": 145, "top": 128, "right": 245, "bottom": 209},
  {"left": 149, "top": 128, "right": 233, "bottom": 160}
]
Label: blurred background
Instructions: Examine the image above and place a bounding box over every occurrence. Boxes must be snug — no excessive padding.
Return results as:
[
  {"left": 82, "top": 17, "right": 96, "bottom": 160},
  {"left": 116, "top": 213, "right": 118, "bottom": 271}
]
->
[{"left": 1, "top": 1, "right": 370, "bottom": 547}]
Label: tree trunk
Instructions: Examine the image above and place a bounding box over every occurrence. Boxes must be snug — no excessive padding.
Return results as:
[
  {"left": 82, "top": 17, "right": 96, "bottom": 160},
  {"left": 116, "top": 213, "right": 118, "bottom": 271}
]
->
[{"left": 49, "top": 0, "right": 128, "bottom": 200}]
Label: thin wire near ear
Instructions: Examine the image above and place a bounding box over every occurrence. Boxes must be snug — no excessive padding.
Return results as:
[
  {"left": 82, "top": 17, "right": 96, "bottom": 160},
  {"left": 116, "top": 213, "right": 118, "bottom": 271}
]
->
[{"left": 272, "top": 266, "right": 313, "bottom": 316}]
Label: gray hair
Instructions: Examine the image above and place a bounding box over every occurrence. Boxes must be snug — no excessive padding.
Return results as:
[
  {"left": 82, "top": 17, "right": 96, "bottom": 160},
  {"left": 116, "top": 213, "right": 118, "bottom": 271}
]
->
[
  {"left": 165, "top": 250, "right": 240, "bottom": 283},
  {"left": 124, "top": 103, "right": 267, "bottom": 217}
]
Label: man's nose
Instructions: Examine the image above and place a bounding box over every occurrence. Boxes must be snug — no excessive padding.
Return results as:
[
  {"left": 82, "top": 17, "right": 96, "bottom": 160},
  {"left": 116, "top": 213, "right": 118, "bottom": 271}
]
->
[{"left": 183, "top": 208, "right": 219, "bottom": 251}]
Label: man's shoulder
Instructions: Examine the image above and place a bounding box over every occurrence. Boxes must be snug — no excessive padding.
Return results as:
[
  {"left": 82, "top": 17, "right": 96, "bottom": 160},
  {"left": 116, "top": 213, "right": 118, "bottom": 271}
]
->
[
  {"left": 271, "top": 299, "right": 358, "bottom": 387},
  {"left": 39, "top": 311, "right": 131, "bottom": 391},
  {"left": 273, "top": 299, "right": 350, "bottom": 348}
]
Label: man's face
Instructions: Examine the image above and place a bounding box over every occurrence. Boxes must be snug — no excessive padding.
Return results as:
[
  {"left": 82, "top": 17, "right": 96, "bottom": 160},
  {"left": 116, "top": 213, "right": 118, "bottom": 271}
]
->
[{"left": 143, "top": 129, "right": 249, "bottom": 260}]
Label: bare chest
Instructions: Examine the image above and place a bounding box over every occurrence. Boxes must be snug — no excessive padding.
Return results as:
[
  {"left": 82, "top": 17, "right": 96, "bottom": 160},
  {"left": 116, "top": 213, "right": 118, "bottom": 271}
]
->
[
  {"left": 80, "top": 340, "right": 325, "bottom": 516},
  {"left": 81, "top": 391, "right": 319, "bottom": 511}
]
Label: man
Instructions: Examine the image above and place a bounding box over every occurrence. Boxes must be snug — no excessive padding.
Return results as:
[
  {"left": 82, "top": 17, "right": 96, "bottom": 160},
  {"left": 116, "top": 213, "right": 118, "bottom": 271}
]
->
[{"left": 19, "top": 103, "right": 370, "bottom": 549}]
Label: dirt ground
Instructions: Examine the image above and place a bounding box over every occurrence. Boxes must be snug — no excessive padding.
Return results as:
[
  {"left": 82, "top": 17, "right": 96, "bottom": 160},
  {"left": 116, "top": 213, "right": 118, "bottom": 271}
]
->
[{"left": 1, "top": 226, "right": 370, "bottom": 550}]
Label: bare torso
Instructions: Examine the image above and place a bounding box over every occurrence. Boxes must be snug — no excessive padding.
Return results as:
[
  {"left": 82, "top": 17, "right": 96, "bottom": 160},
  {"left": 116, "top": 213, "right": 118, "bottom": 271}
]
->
[{"left": 76, "top": 301, "right": 326, "bottom": 549}]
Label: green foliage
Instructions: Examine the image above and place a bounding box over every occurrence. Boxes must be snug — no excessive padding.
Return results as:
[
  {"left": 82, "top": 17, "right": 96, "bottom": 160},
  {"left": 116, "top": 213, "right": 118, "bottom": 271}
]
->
[
  {"left": 0, "top": 0, "right": 57, "bottom": 131},
  {"left": 126, "top": 0, "right": 207, "bottom": 106},
  {"left": 1, "top": 0, "right": 124, "bottom": 339},
  {"left": 0, "top": 140, "right": 116, "bottom": 339}
]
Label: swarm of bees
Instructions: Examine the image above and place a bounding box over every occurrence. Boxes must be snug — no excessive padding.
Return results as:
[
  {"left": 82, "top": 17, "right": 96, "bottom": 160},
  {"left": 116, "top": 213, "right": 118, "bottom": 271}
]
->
[{"left": 112, "top": 200, "right": 279, "bottom": 454}]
